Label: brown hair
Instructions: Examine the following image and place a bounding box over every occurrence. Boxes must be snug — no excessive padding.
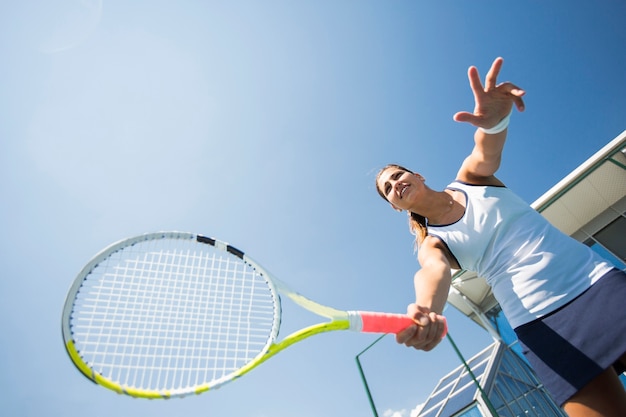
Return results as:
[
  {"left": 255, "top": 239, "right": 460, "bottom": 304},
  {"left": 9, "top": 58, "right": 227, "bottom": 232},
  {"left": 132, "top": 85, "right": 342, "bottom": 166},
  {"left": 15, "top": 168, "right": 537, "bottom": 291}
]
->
[{"left": 375, "top": 164, "right": 428, "bottom": 247}]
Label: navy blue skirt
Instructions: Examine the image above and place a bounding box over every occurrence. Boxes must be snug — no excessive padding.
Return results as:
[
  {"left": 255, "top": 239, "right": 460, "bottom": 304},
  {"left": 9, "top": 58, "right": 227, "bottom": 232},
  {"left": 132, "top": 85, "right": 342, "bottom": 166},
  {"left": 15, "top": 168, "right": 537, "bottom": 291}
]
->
[{"left": 514, "top": 268, "right": 626, "bottom": 406}]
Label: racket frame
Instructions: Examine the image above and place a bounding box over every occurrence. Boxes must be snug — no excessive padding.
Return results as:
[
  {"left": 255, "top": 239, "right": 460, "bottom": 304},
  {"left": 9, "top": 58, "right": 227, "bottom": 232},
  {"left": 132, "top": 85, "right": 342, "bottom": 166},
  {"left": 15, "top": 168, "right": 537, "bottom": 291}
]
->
[
  {"left": 61, "top": 232, "right": 353, "bottom": 398},
  {"left": 61, "top": 231, "right": 440, "bottom": 399}
]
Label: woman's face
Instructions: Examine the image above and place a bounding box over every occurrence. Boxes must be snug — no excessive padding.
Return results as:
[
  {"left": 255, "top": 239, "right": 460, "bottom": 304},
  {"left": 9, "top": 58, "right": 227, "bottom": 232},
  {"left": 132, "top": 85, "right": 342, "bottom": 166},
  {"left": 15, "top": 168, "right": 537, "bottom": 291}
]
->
[{"left": 376, "top": 166, "right": 424, "bottom": 211}]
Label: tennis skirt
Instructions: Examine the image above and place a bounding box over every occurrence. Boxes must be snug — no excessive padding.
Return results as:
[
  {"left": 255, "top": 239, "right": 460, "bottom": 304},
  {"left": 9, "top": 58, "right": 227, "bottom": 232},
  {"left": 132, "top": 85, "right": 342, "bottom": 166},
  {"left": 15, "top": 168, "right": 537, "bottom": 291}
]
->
[{"left": 514, "top": 268, "right": 626, "bottom": 407}]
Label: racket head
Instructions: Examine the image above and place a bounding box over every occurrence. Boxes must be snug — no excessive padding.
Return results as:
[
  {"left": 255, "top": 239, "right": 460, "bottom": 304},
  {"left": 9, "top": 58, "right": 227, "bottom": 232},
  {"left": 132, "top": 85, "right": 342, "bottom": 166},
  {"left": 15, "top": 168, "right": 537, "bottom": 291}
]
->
[{"left": 61, "top": 232, "right": 282, "bottom": 398}]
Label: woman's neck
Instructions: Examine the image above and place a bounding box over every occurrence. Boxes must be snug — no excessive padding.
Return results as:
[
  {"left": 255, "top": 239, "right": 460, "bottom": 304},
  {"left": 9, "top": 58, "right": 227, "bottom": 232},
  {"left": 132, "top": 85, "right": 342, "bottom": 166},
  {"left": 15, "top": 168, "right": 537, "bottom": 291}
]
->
[{"left": 421, "top": 190, "right": 462, "bottom": 225}]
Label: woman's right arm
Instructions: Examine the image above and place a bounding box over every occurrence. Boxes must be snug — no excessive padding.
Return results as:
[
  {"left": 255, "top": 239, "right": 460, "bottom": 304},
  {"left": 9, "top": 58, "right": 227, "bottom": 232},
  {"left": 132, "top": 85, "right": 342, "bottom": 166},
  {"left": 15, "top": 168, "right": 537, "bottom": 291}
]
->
[{"left": 396, "top": 236, "right": 452, "bottom": 351}]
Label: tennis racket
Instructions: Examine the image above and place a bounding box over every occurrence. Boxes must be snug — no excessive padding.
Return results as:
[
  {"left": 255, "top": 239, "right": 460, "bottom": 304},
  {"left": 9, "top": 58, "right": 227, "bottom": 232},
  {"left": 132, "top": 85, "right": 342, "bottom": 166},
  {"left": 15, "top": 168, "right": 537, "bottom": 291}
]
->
[{"left": 62, "top": 231, "right": 447, "bottom": 399}]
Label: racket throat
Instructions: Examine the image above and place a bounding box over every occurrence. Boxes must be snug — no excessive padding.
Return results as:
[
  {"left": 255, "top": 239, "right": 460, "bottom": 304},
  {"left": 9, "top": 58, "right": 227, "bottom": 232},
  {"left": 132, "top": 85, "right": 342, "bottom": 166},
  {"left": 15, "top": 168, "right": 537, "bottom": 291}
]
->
[{"left": 347, "top": 311, "right": 366, "bottom": 332}]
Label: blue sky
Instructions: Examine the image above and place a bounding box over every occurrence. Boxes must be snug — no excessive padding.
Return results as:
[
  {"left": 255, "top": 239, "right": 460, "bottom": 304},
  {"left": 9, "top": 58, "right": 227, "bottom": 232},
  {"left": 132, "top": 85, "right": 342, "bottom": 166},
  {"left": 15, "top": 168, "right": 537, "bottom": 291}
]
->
[{"left": 1, "top": 1, "right": 625, "bottom": 416}]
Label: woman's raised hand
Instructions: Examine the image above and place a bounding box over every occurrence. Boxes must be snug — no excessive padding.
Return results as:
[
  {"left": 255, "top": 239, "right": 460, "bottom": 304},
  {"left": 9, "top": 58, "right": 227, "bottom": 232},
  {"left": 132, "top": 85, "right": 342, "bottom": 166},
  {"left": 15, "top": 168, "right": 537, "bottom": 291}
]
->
[{"left": 453, "top": 57, "right": 525, "bottom": 130}]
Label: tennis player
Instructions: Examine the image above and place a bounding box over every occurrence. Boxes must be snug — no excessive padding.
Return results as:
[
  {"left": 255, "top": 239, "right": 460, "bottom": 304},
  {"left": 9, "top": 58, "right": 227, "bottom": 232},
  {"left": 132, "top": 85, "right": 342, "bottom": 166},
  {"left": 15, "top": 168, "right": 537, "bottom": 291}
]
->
[{"left": 375, "top": 57, "right": 626, "bottom": 416}]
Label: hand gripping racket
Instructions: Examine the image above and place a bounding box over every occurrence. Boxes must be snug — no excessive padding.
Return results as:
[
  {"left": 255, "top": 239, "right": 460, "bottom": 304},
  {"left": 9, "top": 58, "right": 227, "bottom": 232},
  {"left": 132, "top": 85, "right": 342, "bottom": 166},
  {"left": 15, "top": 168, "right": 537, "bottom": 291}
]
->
[{"left": 62, "top": 231, "right": 447, "bottom": 399}]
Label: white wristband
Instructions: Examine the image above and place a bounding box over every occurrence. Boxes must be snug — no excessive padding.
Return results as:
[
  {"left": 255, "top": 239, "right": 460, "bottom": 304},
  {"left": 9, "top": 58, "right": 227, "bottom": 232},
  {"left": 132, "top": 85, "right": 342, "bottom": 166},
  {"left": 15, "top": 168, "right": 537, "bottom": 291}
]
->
[{"left": 479, "top": 110, "right": 512, "bottom": 135}]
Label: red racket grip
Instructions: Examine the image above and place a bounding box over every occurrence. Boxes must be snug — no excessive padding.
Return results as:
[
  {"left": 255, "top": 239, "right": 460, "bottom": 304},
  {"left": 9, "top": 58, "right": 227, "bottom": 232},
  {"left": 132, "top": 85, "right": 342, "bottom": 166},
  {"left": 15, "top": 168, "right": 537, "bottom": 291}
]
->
[{"left": 356, "top": 311, "right": 448, "bottom": 338}]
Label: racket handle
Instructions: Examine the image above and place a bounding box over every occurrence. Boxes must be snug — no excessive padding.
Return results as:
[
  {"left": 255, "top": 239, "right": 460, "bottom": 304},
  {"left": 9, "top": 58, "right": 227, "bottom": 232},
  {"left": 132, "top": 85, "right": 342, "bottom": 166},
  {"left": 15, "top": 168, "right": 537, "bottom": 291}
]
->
[{"left": 351, "top": 311, "right": 448, "bottom": 338}]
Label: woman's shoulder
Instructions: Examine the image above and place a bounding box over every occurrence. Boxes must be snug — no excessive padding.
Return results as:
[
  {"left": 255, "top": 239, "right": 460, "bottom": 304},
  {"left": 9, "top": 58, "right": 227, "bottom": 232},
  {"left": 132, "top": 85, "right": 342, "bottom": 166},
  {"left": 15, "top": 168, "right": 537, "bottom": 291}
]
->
[
  {"left": 450, "top": 175, "right": 506, "bottom": 188},
  {"left": 419, "top": 235, "right": 461, "bottom": 270}
]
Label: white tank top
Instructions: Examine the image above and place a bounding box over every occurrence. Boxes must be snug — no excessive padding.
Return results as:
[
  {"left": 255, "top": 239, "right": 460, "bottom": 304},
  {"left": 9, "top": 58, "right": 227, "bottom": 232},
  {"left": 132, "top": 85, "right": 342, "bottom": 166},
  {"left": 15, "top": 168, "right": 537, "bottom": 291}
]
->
[{"left": 427, "top": 181, "right": 613, "bottom": 328}]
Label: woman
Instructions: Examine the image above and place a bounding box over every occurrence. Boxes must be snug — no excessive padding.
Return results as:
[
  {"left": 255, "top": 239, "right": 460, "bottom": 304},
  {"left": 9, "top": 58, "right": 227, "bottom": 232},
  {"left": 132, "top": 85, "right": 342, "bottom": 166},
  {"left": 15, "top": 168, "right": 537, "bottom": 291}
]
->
[{"left": 375, "top": 57, "right": 626, "bottom": 417}]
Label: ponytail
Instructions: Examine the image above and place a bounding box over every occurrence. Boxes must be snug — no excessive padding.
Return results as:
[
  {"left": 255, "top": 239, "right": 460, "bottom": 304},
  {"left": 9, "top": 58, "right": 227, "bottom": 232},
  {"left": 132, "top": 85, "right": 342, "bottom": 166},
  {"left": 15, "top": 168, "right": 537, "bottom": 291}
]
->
[{"left": 408, "top": 211, "right": 428, "bottom": 248}]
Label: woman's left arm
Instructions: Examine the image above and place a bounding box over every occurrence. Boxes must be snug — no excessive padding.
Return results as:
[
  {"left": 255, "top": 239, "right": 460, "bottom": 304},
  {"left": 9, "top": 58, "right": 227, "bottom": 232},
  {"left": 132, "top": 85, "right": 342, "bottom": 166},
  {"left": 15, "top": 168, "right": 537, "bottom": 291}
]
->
[{"left": 454, "top": 57, "right": 525, "bottom": 182}]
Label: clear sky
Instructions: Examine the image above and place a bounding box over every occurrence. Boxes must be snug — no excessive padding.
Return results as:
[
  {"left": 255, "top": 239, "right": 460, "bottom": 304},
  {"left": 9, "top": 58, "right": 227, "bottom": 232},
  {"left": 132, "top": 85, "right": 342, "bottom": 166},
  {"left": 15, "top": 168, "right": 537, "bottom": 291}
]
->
[{"left": 1, "top": 1, "right": 625, "bottom": 416}]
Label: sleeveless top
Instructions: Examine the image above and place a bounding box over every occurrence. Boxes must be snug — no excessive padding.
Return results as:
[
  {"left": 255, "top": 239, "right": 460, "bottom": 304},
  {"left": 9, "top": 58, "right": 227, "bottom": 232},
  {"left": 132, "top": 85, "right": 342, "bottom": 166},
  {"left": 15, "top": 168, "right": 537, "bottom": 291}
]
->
[{"left": 427, "top": 181, "right": 613, "bottom": 328}]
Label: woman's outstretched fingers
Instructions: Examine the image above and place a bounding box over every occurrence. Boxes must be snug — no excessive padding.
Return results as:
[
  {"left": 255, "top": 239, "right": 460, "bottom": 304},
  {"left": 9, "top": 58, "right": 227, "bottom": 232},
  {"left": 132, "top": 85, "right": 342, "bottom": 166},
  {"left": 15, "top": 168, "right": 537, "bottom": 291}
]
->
[
  {"left": 467, "top": 65, "right": 486, "bottom": 98},
  {"left": 507, "top": 83, "right": 526, "bottom": 111},
  {"left": 453, "top": 57, "right": 525, "bottom": 127},
  {"left": 484, "top": 57, "right": 504, "bottom": 91}
]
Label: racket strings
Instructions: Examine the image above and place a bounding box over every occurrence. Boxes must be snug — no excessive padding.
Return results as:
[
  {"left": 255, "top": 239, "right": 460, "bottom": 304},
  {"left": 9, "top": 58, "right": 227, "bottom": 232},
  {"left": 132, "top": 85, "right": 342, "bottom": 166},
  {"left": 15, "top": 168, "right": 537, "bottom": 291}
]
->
[{"left": 70, "top": 238, "right": 278, "bottom": 393}]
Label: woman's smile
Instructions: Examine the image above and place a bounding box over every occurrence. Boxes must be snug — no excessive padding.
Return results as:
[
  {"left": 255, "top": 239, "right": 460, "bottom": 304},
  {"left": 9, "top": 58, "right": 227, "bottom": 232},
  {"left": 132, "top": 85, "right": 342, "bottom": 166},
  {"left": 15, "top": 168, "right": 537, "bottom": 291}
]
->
[{"left": 397, "top": 183, "right": 410, "bottom": 199}]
